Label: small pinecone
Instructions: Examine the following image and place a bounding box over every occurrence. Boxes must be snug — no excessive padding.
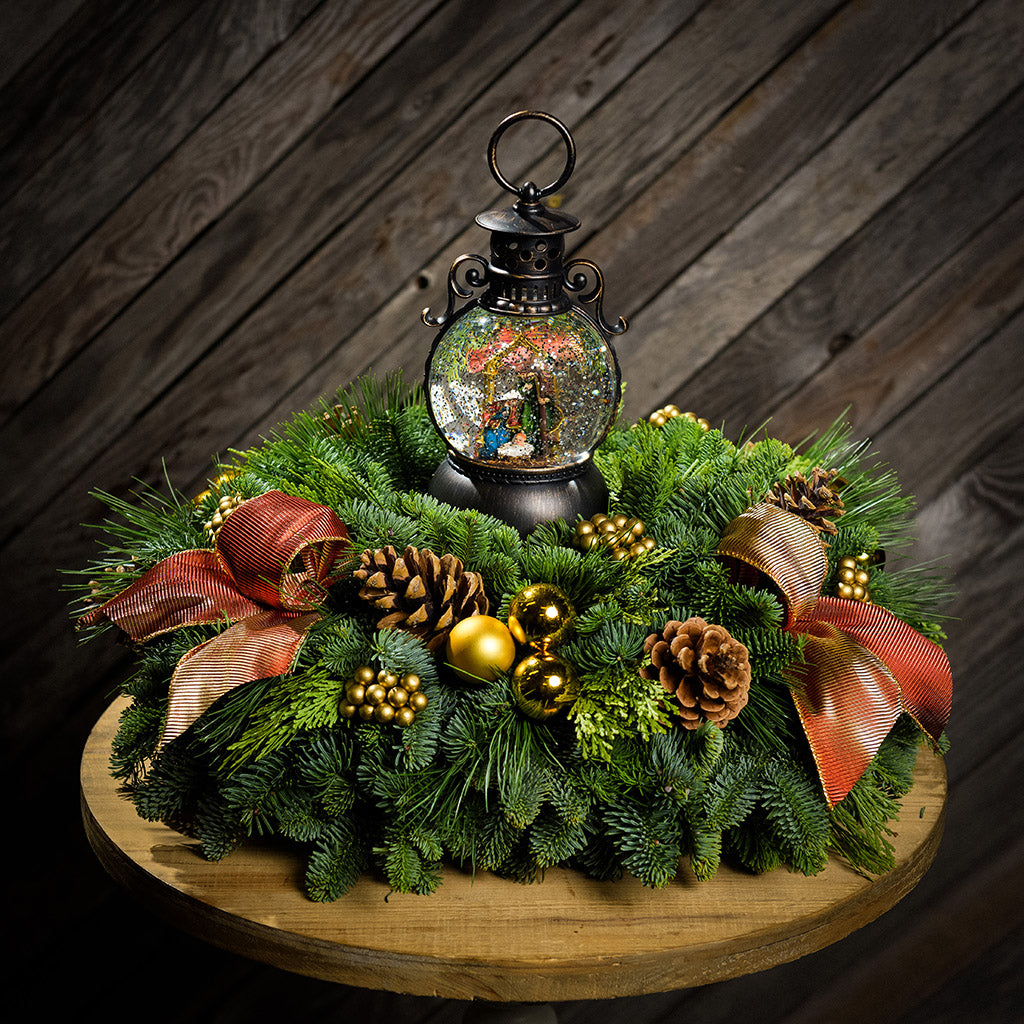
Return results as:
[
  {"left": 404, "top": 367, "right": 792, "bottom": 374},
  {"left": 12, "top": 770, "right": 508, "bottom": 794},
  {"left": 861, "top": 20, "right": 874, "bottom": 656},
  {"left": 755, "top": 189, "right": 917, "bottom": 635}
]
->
[
  {"left": 765, "top": 467, "right": 845, "bottom": 536},
  {"left": 353, "top": 544, "right": 489, "bottom": 650},
  {"left": 641, "top": 617, "right": 751, "bottom": 730}
]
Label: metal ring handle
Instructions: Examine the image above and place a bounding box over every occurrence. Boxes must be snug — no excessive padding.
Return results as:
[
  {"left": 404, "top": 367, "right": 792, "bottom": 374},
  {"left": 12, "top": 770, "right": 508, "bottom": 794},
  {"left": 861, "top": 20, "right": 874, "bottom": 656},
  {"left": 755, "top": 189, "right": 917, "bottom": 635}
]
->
[{"left": 487, "top": 110, "right": 576, "bottom": 202}]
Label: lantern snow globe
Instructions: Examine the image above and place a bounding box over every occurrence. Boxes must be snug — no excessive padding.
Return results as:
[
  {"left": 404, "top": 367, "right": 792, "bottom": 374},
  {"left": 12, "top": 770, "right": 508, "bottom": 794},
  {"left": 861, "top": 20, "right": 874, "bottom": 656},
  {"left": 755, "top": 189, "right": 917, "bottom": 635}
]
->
[{"left": 422, "top": 110, "right": 627, "bottom": 534}]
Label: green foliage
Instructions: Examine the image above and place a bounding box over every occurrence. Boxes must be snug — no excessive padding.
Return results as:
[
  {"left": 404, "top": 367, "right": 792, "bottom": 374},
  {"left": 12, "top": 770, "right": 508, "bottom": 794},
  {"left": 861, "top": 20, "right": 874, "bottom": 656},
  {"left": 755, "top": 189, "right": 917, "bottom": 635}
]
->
[{"left": 73, "top": 371, "right": 953, "bottom": 899}]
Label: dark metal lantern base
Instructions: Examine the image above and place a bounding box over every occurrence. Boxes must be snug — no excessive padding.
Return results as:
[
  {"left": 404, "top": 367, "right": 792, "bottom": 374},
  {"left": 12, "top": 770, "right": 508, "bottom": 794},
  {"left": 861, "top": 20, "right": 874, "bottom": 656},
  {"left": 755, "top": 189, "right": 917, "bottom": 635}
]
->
[{"left": 427, "top": 456, "right": 608, "bottom": 535}]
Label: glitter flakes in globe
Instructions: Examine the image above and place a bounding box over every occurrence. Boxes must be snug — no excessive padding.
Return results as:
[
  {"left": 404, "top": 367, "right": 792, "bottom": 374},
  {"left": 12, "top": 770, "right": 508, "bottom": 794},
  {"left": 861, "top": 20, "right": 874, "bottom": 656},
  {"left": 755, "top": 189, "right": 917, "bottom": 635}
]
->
[{"left": 427, "top": 306, "right": 618, "bottom": 472}]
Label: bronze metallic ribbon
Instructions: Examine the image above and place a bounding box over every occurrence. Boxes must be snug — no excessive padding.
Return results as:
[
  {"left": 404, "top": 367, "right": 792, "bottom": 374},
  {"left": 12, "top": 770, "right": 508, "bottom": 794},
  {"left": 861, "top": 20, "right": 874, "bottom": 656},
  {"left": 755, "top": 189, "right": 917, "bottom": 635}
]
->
[
  {"left": 80, "top": 490, "right": 349, "bottom": 746},
  {"left": 717, "top": 502, "right": 952, "bottom": 805}
]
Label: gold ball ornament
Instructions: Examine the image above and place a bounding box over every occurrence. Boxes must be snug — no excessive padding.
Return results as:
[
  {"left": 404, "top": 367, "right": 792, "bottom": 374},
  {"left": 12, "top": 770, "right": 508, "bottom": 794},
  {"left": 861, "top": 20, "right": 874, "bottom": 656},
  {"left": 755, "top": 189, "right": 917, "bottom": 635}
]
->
[
  {"left": 507, "top": 583, "right": 576, "bottom": 648},
  {"left": 512, "top": 651, "right": 578, "bottom": 720},
  {"left": 445, "top": 615, "right": 517, "bottom": 683}
]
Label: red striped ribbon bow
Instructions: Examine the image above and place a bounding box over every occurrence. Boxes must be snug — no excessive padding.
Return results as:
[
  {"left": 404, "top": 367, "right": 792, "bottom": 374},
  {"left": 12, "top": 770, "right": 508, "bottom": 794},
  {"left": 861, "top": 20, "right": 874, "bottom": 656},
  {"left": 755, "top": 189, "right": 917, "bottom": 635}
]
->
[
  {"left": 716, "top": 502, "right": 951, "bottom": 805},
  {"left": 80, "top": 490, "right": 349, "bottom": 746}
]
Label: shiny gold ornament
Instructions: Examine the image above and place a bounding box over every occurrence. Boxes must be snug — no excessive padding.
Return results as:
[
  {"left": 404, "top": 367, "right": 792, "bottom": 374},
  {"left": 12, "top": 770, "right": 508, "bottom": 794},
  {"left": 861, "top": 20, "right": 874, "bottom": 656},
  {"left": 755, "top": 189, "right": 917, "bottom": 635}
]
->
[
  {"left": 836, "top": 555, "right": 872, "bottom": 603},
  {"left": 572, "top": 512, "right": 655, "bottom": 560},
  {"left": 338, "top": 666, "right": 428, "bottom": 725},
  {"left": 512, "top": 651, "right": 578, "bottom": 720},
  {"left": 508, "top": 583, "right": 576, "bottom": 649},
  {"left": 445, "top": 614, "right": 517, "bottom": 683}
]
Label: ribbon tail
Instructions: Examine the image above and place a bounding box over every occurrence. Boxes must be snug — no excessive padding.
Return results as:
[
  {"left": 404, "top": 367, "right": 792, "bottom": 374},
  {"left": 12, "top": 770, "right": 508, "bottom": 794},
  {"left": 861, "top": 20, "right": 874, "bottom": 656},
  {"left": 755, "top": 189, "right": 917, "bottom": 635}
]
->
[
  {"left": 789, "top": 599, "right": 953, "bottom": 806},
  {"left": 159, "top": 610, "right": 320, "bottom": 747},
  {"left": 788, "top": 622, "right": 903, "bottom": 806}
]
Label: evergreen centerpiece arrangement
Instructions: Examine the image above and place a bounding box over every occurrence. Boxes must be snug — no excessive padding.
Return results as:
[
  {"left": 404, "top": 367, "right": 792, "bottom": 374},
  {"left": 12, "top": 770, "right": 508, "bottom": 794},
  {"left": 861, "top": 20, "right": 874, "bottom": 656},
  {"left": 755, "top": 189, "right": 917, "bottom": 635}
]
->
[{"left": 71, "top": 372, "right": 951, "bottom": 901}]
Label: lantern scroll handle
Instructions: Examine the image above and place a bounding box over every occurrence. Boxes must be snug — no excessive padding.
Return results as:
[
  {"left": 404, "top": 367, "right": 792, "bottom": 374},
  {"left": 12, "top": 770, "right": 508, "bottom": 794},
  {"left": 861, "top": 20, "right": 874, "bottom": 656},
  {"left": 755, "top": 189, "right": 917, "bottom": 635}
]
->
[
  {"left": 564, "top": 258, "right": 628, "bottom": 336},
  {"left": 422, "top": 253, "right": 490, "bottom": 329}
]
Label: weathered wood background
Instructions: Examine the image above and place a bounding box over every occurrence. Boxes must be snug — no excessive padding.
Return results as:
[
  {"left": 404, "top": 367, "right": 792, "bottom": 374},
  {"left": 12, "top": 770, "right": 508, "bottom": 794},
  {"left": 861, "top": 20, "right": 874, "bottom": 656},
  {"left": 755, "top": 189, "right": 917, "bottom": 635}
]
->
[{"left": 3, "top": 0, "right": 1021, "bottom": 1020}]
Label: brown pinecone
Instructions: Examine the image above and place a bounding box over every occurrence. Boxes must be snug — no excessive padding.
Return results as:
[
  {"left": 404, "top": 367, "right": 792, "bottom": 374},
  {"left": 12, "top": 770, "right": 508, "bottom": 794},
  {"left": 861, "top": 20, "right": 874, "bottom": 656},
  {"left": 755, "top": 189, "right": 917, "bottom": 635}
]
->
[
  {"left": 765, "top": 466, "right": 845, "bottom": 536},
  {"left": 353, "top": 544, "right": 489, "bottom": 650},
  {"left": 641, "top": 617, "right": 751, "bottom": 730}
]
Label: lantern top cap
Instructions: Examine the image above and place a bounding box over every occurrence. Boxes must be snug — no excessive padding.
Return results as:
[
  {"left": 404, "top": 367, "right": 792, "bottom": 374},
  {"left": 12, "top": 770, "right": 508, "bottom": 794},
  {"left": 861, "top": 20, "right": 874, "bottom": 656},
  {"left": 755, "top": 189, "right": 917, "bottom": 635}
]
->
[{"left": 475, "top": 110, "right": 581, "bottom": 237}]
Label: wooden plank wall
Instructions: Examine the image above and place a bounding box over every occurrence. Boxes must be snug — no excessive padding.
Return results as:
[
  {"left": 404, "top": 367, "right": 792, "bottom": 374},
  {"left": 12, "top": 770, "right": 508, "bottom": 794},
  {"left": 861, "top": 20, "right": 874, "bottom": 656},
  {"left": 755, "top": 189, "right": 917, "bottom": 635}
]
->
[{"left": 2, "top": 0, "right": 1021, "bottom": 1020}]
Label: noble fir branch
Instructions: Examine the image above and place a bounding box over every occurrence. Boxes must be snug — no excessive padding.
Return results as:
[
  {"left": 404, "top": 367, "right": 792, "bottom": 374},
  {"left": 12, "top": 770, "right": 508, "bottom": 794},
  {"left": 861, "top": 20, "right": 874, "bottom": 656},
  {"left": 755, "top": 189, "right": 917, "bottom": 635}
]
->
[
  {"left": 305, "top": 820, "right": 370, "bottom": 901},
  {"left": 528, "top": 799, "right": 590, "bottom": 869},
  {"left": 602, "top": 791, "right": 684, "bottom": 889},
  {"left": 610, "top": 420, "right": 680, "bottom": 521},
  {"left": 336, "top": 496, "right": 427, "bottom": 551},
  {"left": 723, "top": 808, "right": 785, "bottom": 875},
  {"left": 291, "top": 731, "right": 359, "bottom": 817},
  {"left": 757, "top": 757, "right": 832, "bottom": 875},
  {"left": 377, "top": 825, "right": 445, "bottom": 895}
]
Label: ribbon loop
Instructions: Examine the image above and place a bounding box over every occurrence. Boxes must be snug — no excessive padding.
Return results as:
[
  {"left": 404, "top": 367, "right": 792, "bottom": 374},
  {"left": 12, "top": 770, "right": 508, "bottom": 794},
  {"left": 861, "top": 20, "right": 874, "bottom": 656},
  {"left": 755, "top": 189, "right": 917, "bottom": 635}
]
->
[
  {"left": 80, "top": 490, "right": 349, "bottom": 746},
  {"left": 717, "top": 502, "right": 951, "bottom": 805}
]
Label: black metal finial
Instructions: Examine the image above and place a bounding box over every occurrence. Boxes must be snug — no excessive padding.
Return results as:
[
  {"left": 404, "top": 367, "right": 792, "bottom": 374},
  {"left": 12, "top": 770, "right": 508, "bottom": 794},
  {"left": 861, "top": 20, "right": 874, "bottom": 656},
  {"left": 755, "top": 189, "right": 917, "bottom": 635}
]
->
[{"left": 423, "top": 111, "right": 626, "bottom": 334}]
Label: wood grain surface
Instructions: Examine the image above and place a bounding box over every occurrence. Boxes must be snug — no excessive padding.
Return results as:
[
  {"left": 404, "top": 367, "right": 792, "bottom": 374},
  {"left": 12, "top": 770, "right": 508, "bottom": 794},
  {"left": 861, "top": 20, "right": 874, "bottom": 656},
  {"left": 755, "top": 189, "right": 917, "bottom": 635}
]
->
[
  {"left": 3, "top": 1, "right": 1022, "bottom": 1020},
  {"left": 81, "top": 697, "right": 947, "bottom": 1003}
]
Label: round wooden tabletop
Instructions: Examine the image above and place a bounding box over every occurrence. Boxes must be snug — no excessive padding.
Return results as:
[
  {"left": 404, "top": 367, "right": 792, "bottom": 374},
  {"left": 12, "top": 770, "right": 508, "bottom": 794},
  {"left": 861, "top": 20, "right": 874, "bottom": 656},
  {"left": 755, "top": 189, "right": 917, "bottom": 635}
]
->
[{"left": 81, "top": 697, "right": 946, "bottom": 1004}]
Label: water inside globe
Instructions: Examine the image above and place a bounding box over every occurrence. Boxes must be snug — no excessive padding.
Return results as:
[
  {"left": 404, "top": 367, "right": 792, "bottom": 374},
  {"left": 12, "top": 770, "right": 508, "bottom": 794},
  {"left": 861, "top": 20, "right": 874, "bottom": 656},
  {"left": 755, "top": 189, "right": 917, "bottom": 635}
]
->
[{"left": 427, "top": 306, "right": 618, "bottom": 471}]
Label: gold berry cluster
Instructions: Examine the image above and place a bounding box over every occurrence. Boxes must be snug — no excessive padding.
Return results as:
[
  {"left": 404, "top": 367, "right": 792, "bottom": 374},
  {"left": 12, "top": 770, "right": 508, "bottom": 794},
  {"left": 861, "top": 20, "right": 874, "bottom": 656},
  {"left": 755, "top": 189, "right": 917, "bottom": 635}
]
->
[
  {"left": 572, "top": 512, "right": 656, "bottom": 560},
  {"left": 203, "top": 493, "right": 245, "bottom": 541},
  {"left": 339, "top": 666, "right": 427, "bottom": 726},
  {"left": 836, "top": 554, "right": 872, "bottom": 602},
  {"left": 648, "top": 404, "right": 709, "bottom": 430}
]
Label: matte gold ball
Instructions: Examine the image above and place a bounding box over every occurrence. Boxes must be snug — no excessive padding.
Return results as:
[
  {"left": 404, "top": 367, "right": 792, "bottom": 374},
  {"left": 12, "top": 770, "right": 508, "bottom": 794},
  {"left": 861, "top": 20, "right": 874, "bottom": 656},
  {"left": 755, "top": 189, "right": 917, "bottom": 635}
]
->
[
  {"left": 402, "top": 673, "right": 421, "bottom": 693},
  {"left": 508, "top": 583, "right": 575, "bottom": 648},
  {"left": 512, "top": 651, "right": 578, "bottom": 720},
  {"left": 345, "top": 683, "right": 366, "bottom": 705},
  {"left": 365, "top": 683, "right": 387, "bottom": 706},
  {"left": 445, "top": 614, "right": 517, "bottom": 683},
  {"left": 409, "top": 691, "right": 428, "bottom": 712},
  {"left": 339, "top": 702, "right": 357, "bottom": 719},
  {"left": 388, "top": 686, "right": 409, "bottom": 707},
  {"left": 374, "top": 702, "right": 396, "bottom": 724},
  {"left": 354, "top": 665, "right": 376, "bottom": 685},
  {"left": 358, "top": 703, "right": 376, "bottom": 721},
  {"left": 395, "top": 706, "right": 416, "bottom": 728}
]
